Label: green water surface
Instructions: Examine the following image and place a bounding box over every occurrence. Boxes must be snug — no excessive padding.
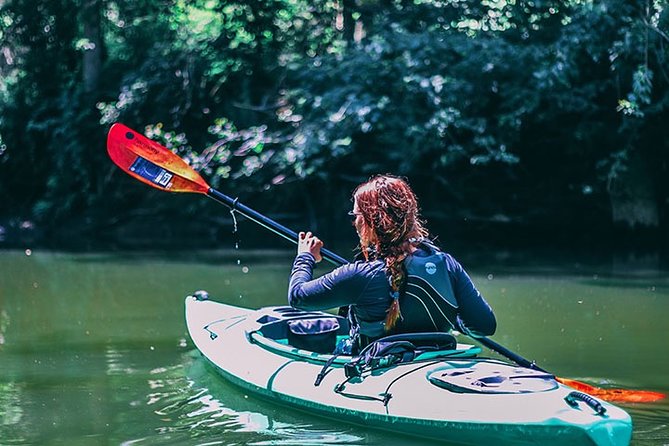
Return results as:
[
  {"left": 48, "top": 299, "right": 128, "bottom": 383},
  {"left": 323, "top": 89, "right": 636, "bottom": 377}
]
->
[{"left": 1, "top": 249, "right": 668, "bottom": 445}]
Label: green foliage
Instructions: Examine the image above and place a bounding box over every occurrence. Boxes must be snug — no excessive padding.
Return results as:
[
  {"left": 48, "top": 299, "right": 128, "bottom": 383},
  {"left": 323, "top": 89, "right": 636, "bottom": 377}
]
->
[
  {"left": 0, "top": 0, "right": 668, "bottom": 247},
  {"left": 277, "top": 20, "right": 529, "bottom": 180}
]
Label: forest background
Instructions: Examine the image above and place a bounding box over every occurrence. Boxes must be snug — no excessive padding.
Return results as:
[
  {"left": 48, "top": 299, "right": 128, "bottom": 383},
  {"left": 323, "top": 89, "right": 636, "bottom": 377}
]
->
[{"left": 1, "top": 0, "right": 668, "bottom": 259}]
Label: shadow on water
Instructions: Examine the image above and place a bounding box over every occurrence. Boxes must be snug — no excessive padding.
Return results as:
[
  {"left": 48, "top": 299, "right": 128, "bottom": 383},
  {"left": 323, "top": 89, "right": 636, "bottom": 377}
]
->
[
  {"left": 66, "top": 249, "right": 296, "bottom": 266},
  {"left": 576, "top": 278, "right": 669, "bottom": 290},
  {"left": 462, "top": 249, "right": 669, "bottom": 276}
]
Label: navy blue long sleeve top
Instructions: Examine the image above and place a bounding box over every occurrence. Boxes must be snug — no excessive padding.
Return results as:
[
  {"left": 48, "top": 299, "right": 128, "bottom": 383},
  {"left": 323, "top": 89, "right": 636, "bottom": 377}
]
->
[{"left": 288, "top": 246, "right": 496, "bottom": 337}]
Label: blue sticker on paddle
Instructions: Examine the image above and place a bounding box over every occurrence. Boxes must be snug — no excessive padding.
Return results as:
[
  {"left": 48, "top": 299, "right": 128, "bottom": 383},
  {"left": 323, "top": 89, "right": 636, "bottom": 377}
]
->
[{"left": 129, "top": 156, "right": 173, "bottom": 188}]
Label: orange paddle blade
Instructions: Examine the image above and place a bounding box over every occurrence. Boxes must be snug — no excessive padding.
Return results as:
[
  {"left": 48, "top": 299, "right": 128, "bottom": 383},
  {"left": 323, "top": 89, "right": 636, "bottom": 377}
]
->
[
  {"left": 107, "top": 123, "right": 210, "bottom": 194},
  {"left": 556, "top": 377, "right": 666, "bottom": 403}
]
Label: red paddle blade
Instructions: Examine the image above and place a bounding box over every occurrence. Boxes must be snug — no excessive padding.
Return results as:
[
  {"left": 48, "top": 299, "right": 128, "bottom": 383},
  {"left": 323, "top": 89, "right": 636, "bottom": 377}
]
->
[
  {"left": 107, "top": 123, "right": 210, "bottom": 194},
  {"left": 556, "top": 377, "right": 666, "bottom": 403}
]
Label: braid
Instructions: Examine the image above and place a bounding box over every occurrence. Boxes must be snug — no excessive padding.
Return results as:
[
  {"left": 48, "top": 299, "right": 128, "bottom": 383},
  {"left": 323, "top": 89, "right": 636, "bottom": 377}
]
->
[
  {"left": 353, "top": 175, "right": 429, "bottom": 331},
  {"left": 384, "top": 254, "right": 407, "bottom": 330}
]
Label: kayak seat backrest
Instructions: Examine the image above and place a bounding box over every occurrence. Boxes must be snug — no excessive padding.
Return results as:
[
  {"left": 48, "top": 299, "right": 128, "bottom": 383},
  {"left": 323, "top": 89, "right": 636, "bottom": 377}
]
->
[
  {"left": 345, "top": 332, "right": 459, "bottom": 377},
  {"left": 372, "top": 332, "right": 457, "bottom": 351}
]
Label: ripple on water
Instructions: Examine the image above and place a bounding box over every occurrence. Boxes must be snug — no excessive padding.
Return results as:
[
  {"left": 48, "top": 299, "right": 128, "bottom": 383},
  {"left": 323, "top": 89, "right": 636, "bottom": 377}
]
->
[
  {"left": 628, "top": 403, "right": 669, "bottom": 446},
  {"left": 139, "top": 356, "right": 366, "bottom": 446}
]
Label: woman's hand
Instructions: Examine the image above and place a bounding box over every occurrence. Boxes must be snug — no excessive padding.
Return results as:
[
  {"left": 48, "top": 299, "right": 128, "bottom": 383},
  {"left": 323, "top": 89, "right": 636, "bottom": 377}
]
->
[{"left": 298, "top": 231, "right": 323, "bottom": 263}]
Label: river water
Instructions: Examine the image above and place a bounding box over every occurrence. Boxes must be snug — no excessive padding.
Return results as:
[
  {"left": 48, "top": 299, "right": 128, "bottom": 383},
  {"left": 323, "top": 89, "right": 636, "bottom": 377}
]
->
[{"left": 1, "top": 249, "right": 668, "bottom": 445}]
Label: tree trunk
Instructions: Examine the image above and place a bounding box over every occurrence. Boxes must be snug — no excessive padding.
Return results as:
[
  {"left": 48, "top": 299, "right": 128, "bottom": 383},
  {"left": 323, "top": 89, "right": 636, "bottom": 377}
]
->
[
  {"left": 342, "top": 0, "right": 356, "bottom": 43},
  {"left": 82, "top": 0, "right": 102, "bottom": 94},
  {"left": 607, "top": 152, "right": 659, "bottom": 228}
]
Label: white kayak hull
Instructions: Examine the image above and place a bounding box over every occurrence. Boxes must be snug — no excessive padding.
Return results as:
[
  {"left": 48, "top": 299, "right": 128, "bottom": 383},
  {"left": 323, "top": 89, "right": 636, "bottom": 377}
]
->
[{"left": 185, "top": 296, "right": 632, "bottom": 446}]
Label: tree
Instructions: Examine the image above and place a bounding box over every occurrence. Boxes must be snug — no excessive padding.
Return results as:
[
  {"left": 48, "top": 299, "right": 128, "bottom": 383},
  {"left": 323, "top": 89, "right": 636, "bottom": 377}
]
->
[{"left": 1, "top": 0, "right": 668, "bottom": 249}]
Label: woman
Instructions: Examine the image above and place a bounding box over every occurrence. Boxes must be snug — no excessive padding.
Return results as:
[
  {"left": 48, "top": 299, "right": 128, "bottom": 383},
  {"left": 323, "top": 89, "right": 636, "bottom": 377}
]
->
[{"left": 288, "top": 175, "right": 496, "bottom": 353}]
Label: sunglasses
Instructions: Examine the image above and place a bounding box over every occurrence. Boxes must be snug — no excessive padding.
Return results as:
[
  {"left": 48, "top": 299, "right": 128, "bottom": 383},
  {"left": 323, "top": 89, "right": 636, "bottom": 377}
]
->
[{"left": 348, "top": 210, "right": 362, "bottom": 224}]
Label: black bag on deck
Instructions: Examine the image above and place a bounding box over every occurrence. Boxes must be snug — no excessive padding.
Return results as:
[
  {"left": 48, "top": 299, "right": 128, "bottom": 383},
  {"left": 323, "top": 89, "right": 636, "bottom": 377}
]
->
[{"left": 287, "top": 318, "right": 340, "bottom": 354}]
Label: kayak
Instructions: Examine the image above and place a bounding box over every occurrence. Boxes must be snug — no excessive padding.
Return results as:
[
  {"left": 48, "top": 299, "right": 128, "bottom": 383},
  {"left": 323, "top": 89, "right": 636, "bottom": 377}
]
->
[{"left": 185, "top": 293, "right": 632, "bottom": 446}]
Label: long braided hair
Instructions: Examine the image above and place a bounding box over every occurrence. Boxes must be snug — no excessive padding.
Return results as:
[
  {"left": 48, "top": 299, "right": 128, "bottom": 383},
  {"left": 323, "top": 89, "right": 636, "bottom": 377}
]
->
[{"left": 352, "top": 175, "right": 429, "bottom": 330}]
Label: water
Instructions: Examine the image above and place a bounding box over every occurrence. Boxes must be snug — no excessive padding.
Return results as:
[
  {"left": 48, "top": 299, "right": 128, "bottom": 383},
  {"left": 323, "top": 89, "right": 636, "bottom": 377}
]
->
[{"left": 1, "top": 249, "right": 668, "bottom": 445}]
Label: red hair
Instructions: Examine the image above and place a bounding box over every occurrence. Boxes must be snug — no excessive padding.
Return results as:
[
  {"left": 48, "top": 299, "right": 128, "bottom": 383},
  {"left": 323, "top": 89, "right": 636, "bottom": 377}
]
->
[{"left": 353, "top": 175, "right": 428, "bottom": 330}]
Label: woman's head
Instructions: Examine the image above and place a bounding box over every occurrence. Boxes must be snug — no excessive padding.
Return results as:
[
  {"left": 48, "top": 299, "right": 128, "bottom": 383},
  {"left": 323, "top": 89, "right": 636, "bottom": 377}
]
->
[
  {"left": 351, "top": 174, "right": 429, "bottom": 330},
  {"left": 352, "top": 175, "right": 427, "bottom": 259}
]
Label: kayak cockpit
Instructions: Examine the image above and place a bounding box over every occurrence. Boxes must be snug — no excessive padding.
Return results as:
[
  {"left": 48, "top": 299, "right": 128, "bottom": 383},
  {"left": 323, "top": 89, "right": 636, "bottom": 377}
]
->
[{"left": 247, "top": 306, "right": 482, "bottom": 365}]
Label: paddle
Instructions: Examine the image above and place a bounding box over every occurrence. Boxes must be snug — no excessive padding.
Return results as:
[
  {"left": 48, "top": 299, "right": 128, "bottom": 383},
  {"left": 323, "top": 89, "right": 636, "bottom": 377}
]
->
[
  {"left": 106, "top": 123, "right": 348, "bottom": 266},
  {"left": 106, "top": 122, "right": 665, "bottom": 404}
]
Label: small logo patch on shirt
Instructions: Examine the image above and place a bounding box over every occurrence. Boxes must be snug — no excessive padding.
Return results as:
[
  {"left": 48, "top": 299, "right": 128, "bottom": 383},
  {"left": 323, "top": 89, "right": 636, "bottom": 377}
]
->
[{"left": 425, "top": 262, "right": 437, "bottom": 275}]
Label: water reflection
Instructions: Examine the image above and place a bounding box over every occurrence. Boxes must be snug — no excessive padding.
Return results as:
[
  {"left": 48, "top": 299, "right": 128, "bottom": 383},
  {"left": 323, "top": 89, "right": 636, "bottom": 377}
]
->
[
  {"left": 0, "top": 309, "right": 9, "bottom": 348},
  {"left": 0, "top": 381, "right": 26, "bottom": 441},
  {"left": 140, "top": 353, "right": 366, "bottom": 445},
  {"left": 629, "top": 404, "right": 669, "bottom": 445}
]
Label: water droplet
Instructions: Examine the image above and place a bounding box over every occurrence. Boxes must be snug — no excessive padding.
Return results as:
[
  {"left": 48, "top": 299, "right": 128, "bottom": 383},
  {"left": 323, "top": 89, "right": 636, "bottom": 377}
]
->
[{"left": 230, "top": 209, "right": 238, "bottom": 233}]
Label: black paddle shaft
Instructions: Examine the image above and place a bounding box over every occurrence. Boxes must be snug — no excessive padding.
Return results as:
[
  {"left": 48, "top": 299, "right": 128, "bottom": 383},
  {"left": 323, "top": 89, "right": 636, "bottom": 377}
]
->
[
  {"left": 477, "top": 335, "right": 549, "bottom": 373},
  {"left": 207, "top": 188, "right": 349, "bottom": 266}
]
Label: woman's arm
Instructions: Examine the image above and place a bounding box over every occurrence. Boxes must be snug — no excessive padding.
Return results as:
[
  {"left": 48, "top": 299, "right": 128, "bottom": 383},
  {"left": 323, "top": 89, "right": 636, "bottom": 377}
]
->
[{"left": 288, "top": 252, "right": 373, "bottom": 310}]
